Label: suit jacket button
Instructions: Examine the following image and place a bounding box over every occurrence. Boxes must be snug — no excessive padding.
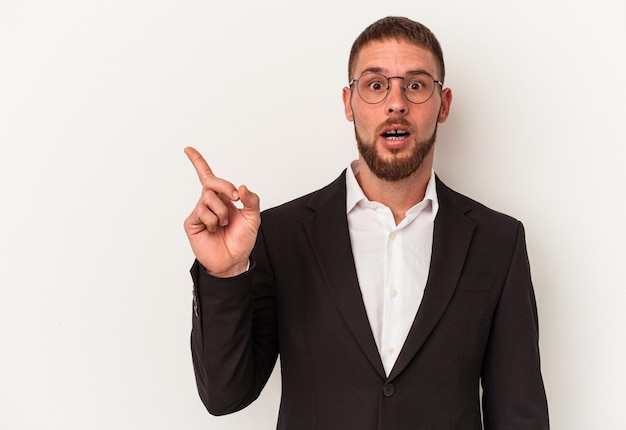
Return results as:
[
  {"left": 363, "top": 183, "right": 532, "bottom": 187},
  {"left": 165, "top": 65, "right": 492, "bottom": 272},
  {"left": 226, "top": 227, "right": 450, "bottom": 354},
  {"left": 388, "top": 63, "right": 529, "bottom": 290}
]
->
[{"left": 383, "top": 384, "right": 395, "bottom": 397}]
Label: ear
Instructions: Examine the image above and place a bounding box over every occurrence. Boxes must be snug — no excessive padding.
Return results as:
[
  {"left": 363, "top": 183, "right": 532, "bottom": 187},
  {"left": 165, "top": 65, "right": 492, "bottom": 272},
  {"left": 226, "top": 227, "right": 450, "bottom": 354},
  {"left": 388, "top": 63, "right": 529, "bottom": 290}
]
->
[
  {"left": 437, "top": 88, "right": 453, "bottom": 123},
  {"left": 342, "top": 86, "right": 354, "bottom": 122}
]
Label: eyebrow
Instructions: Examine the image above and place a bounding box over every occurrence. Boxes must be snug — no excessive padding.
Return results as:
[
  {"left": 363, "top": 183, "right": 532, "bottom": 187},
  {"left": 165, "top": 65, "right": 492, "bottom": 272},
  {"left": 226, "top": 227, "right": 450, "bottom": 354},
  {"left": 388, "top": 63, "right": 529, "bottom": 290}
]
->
[
  {"left": 360, "top": 67, "right": 384, "bottom": 75},
  {"left": 357, "top": 67, "right": 432, "bottom": 77}
]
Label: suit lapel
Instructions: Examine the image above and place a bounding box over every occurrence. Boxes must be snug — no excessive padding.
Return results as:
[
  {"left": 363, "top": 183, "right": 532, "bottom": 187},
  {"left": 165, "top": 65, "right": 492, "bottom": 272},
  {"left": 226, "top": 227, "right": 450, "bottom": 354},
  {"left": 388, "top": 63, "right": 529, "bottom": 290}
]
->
[
  {"left": 388, "top": 178, "right": 476, "bottom": 381},
  {"left": 302, "top": 173, "right": 386, "bottom": 379}
]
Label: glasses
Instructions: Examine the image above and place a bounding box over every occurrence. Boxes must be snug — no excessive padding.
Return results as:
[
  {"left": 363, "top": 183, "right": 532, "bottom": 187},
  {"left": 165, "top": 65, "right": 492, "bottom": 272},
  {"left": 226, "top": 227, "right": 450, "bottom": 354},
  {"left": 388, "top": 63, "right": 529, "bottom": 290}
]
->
[{"left": 349, "top": 72, "right": 443, "bottom": 104}]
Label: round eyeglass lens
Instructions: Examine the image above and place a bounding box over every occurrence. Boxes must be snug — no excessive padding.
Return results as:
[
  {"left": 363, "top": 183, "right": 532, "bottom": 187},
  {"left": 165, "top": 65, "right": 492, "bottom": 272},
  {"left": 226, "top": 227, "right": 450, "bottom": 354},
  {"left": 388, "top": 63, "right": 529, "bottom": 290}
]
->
[{"left": 402, "top": 74, "right": 436, "bottom": 104}]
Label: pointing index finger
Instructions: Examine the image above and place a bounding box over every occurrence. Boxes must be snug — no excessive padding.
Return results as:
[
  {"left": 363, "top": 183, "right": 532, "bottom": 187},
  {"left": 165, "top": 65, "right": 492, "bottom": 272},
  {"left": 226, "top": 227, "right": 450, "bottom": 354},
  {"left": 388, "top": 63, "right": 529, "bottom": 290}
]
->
[{"left": 184, "top": 146, "right": 214, "bottom": 183}]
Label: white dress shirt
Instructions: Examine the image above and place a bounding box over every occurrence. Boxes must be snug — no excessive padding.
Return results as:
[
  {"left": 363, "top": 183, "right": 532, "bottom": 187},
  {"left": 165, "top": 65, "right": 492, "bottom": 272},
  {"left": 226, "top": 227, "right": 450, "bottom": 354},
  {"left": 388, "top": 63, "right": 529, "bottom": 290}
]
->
[{"left": 346, "top": 161, "right": 439, "bottom": 376}]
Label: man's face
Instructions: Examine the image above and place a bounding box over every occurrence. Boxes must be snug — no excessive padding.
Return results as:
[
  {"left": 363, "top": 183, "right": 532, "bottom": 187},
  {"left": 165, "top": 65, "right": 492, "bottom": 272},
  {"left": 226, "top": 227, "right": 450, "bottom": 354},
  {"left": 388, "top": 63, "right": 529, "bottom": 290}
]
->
[{"left": 342, "top": 39, "right": 452, "bottom": 181}]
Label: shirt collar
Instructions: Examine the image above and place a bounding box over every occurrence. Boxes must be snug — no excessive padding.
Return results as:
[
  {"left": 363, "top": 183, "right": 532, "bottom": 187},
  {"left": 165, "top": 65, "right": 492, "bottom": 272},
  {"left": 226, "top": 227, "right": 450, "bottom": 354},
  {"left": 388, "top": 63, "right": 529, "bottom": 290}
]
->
[{"left": 345, "top": 160, "right": 439, "bottom": 218}]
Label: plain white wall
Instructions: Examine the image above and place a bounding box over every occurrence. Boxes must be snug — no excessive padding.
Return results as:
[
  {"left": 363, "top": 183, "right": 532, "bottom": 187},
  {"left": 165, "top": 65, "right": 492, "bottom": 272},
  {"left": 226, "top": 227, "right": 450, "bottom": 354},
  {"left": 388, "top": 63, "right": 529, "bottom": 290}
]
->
[{"left": 1, "top": 0, "right": 625, "bottom": 428}]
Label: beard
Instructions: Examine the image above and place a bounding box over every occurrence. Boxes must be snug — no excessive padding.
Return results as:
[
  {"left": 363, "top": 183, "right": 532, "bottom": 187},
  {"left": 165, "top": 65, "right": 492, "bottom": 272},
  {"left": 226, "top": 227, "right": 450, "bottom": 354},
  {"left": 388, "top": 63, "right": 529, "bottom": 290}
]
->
[{"left": 355, "top": 119, "right": 437, "bottom": 182}]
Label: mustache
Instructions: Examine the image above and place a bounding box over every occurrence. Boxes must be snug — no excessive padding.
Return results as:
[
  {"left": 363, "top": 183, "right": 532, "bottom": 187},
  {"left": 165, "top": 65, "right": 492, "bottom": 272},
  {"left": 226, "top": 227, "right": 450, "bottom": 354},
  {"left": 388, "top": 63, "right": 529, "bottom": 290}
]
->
[{"left": 375, "top": 117, "right": 415, "bottom": 134}]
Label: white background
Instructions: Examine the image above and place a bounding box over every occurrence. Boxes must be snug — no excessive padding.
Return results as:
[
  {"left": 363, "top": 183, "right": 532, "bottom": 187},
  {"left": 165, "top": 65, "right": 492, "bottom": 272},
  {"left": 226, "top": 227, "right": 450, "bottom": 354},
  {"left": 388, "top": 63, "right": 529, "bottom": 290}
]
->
[{"left": 1, "top": 0, "right": 625, "bottom": 429}]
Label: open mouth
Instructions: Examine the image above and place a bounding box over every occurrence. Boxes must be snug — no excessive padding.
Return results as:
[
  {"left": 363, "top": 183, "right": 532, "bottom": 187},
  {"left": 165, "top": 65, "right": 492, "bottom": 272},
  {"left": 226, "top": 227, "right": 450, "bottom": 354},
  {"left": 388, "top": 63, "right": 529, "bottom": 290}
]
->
[{"left": 381, "top": 129, "right": 410, "bottom": 141}]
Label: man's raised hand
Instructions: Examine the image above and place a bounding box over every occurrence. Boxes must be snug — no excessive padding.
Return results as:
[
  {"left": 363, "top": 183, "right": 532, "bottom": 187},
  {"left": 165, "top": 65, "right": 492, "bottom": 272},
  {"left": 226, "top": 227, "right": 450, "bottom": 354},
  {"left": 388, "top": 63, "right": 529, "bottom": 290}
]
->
[{"left": 183, "top": 147, "right": 260, "bottom": 277}]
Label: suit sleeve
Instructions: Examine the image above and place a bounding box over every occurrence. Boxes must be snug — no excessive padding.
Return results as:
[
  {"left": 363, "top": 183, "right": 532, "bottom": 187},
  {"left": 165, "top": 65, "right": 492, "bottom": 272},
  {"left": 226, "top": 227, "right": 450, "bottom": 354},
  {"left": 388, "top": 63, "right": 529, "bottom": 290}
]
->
[
  {"left": 190, "top": 226, "right": 279, "bottom": 416},
  {"left": 481, "top": 222, "right": 550, "bottom": 429}
]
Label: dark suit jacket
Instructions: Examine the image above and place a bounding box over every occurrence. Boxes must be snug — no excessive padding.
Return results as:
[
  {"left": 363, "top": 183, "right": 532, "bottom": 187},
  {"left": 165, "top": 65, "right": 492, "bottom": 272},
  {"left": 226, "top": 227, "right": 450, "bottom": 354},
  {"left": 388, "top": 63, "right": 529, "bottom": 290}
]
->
[{"left": 190, "top": 173, "right": 549, "bottom": 430}]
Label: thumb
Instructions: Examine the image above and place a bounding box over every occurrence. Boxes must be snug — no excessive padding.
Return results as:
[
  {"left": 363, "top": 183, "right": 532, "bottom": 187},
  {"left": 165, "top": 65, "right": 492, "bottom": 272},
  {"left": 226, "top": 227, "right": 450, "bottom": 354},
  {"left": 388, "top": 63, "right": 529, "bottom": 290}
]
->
[{"left": 238, "top": 185, "right": 261, "bottom": 218}]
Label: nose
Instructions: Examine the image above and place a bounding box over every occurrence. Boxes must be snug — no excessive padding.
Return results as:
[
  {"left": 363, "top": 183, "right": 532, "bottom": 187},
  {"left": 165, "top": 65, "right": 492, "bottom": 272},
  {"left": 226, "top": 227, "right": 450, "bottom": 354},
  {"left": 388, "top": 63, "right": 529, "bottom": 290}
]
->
[{"left": 384, "top": 77, "right": 408, "bottom": 115}]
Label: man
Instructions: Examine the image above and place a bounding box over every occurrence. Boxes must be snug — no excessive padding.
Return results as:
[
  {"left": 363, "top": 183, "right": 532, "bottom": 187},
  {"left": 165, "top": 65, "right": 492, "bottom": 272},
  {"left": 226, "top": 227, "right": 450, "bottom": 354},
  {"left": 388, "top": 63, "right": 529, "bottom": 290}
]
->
[{"left": 184, "top": 16, "right": 549, "bottom": 429}]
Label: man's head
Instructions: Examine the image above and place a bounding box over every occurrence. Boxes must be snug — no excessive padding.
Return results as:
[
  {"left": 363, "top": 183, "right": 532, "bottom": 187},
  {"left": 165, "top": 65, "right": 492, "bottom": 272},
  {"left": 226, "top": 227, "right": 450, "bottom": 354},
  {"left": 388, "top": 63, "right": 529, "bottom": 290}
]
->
[
  {"left": 343, "top": 17, "right": 452, "bottom": 182},
  {"left": 348, "top": 16, "right": 445, "bottom": 85}
]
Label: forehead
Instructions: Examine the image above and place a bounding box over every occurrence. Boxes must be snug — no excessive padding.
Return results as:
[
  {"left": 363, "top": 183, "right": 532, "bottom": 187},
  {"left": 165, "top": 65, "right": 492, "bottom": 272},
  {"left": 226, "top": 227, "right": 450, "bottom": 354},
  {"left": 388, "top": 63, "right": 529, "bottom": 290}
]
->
[{"left": 353, "top": 39, "right": 438, "bottom": 78}]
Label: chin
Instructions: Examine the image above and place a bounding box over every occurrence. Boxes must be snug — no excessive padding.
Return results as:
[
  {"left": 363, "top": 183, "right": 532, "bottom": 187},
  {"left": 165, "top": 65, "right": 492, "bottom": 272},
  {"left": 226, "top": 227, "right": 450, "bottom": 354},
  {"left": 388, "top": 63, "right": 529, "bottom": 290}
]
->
[{"left": 356, "top": 130, "right": 436, "bottom": 182}]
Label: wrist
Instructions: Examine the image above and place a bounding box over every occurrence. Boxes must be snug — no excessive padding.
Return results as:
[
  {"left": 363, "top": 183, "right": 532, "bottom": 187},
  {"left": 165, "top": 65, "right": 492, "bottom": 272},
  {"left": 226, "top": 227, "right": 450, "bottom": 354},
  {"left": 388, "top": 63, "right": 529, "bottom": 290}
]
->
[{"left": 205, "top": 260, "right": 250, "bottom": 278}]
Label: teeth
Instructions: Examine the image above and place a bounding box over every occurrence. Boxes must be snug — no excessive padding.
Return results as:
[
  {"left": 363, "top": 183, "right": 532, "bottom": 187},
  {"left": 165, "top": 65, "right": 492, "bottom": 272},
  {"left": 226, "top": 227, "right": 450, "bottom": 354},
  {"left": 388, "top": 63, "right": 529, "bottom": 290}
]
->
[{"left": 383, "top": 129, "right": 408, "bottom": 140}]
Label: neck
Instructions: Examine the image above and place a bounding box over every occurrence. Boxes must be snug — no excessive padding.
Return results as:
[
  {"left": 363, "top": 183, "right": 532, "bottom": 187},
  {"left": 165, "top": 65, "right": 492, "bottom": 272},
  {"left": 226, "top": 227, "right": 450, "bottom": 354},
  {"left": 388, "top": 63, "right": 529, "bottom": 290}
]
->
[{"left": 356, "top": 155, "right": 433, "bottom": 225}]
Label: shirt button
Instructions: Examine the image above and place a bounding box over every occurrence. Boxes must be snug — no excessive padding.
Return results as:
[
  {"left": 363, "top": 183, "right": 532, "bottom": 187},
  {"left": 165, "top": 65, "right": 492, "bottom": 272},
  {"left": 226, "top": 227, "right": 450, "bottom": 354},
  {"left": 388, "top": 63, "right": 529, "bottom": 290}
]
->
[
  {"left": 390, "top": 288, "right": 398, "bottom": 298},
  {"left": 389, "top": 232, "right": 397, "bottom": 240},
  {"left": 386, "top": 346, "right": 395, "bottom": 355},
  {"left": 383, "top": 384, "right": 395, "bottom": 397}
]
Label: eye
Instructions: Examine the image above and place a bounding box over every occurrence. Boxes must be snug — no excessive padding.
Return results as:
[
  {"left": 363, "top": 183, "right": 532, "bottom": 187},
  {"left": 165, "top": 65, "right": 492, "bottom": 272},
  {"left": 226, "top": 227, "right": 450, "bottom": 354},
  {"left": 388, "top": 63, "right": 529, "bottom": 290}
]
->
[
  {"left": 359, "top": 74, "right": 388, "bottom": 93},
  {"left": 406, "top": 78, "right": 426, "bottom": 92},
  {"left": 369, "top": 81, "right": 385, "bottom": 91}
]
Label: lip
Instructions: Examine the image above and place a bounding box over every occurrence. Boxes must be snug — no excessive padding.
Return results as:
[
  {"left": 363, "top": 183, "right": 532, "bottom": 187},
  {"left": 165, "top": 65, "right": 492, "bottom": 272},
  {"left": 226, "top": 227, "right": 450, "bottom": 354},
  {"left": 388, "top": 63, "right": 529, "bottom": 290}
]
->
[
  {"left": 380, "top": 124, "right": 411, "bottom": 135},
  {"left": 379, "top": 124, "right": 412, "bottom": 150}
]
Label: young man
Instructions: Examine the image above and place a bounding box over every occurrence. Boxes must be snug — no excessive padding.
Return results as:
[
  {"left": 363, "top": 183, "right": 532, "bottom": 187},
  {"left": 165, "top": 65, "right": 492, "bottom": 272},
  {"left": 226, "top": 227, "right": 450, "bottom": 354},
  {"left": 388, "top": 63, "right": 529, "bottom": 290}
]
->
[{"left": 184, "top": 16, "right": 549, "bottom": 430}]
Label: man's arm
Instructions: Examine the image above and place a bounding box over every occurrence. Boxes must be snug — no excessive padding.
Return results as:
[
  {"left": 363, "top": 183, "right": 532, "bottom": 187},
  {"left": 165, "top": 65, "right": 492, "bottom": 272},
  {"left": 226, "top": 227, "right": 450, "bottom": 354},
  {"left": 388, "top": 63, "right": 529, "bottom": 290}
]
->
[
  {"left": 184, "top": 147, "right": 277, "bottom": 414},
  {"left": 190, "top": 231, "right": 279, "bottom": 414},
  {"left": 481, "top": 222, "right": 549, "bottom": 429}
]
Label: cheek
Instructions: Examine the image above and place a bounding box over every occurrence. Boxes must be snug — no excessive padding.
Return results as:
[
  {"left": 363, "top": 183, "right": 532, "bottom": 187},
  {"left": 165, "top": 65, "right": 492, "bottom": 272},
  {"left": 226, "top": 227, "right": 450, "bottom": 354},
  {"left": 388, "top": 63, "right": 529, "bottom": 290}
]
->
[
  {"left": 352, "top": 113, "right": 376, "bottom": 139},
  {"left": 351, "top": 106, "right": 377, "bottom": 128},
  {"left": 425, "top": 113, "right": 440, "bottom": 131},
  {"left": 416, "top": 106, "right": 442, "bottom": 133}
]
